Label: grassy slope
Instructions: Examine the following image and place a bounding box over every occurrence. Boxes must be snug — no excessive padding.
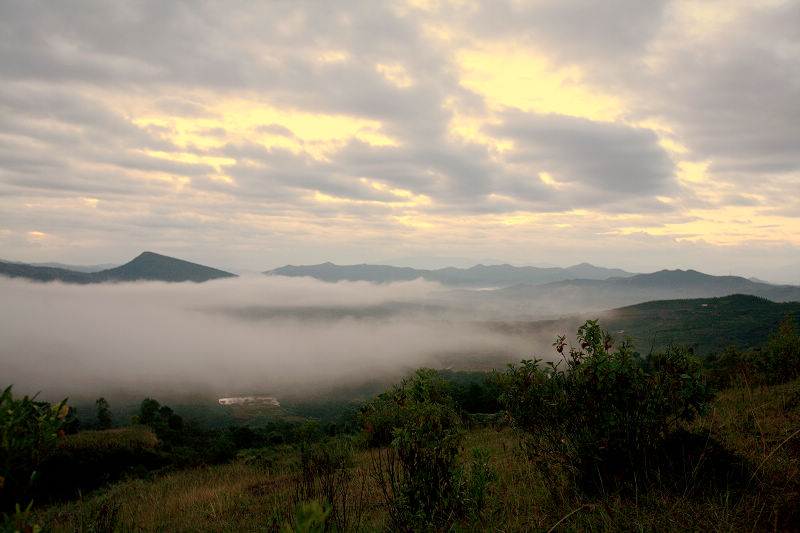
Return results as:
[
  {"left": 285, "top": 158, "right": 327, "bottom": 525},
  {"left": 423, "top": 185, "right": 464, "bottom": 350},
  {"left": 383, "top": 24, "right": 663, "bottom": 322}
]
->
[
  {"left": 34, "top": 378, "right": 800, "bottom": 532},
  {"left": 600, "top": 294, "right": 800, "bottom": 356},
  {"left": 490, "top": 294, "right": 800, "bottom": 358}
]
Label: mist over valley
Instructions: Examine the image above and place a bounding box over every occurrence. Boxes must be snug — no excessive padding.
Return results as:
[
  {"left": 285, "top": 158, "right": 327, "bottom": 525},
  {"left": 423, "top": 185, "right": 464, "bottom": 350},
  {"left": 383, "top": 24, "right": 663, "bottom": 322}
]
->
[{"left": 3, "top": 252, "right": 799, "bottom": 407}]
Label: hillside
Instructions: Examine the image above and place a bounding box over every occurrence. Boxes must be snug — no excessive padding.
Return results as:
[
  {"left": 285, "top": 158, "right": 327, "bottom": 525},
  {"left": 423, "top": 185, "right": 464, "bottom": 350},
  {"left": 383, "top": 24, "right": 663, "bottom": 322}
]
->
[
  {"left": 265, "top": 261, "right": 634, "bottom": 287},
  {"left": 0, "top": 261, "right": 94, "bottom": 283},
  {"left": 92, "top": 252, "right": 236, "bottom": 283},
  {"left": 600, "top": 293, "right": 800, "bottom": 355},
  {"left": 0, "top": 252, "right": 236, "bottom": 284},
  {"left": 451, "top": 268, "right": 800, "bottom": 319},
  {"left": 490, "top": 294, "right": 800, "bottom": 357}
]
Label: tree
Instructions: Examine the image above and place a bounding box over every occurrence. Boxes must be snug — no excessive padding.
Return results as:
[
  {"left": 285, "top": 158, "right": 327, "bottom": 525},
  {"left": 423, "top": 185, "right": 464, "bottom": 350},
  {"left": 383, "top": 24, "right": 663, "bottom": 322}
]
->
[
  {"left": 138, "top": 398, "right": 160, "bottom": 427},
  {"left": 95, "top": 397, "right": 112, "bottom": 430},
  {"left": 495, "top": 320, "right": 713, "bottom": 492}
]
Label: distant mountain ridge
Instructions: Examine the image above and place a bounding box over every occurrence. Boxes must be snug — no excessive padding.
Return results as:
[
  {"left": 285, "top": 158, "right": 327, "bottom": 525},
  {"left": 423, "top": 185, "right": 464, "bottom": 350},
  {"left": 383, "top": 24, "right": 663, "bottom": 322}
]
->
[
  {"left": 449, "top": 268, "right": 800, "bottom": 319},
  {"left": 0, "top": 259, "right": 117, "bottom": 273},
  {"left": 0, "top": 252, "right": 236, "bottom": 283},
  {"left": 490, "top": 294, "right": 800, "bottom": 357},
  {"left": 265, "top": 262, "right": 634, "bottom": 287}
]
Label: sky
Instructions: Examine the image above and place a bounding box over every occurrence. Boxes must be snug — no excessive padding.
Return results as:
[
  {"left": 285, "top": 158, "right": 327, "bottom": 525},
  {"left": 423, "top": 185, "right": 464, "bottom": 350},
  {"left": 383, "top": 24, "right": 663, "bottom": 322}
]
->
[{"left": 1, "top": 0, "right": 799, "bottom": 279}]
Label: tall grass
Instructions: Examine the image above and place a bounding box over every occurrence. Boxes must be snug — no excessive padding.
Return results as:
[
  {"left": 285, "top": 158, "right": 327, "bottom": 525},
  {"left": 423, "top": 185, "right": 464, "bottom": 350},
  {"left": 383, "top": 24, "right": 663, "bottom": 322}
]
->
[
  {"left": 55, "top": 425, "right": 158, "bottom": 452},
  {"left": 32, "top": 378, "right": 800, "bottom": 532}
]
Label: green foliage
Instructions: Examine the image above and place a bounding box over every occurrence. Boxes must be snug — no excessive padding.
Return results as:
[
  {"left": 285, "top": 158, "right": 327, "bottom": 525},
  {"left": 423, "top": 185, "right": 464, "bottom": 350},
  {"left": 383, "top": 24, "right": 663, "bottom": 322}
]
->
[
  {"left": 137, "top": 398, "right": 182, "bottom": 438},
  {"left": 94, "top": 398, "right": 111, "bottom": 430},
  {"left": 462, "top": 448, "right": 497, "bottom": 523},
  {"left": 703, "top": 345, "right": 754, "bottom": 389},
  {"left": 0, "top": 386, "right": 68, "bottom": 510},
  {"left": 1, "top": 501, "right": 43, "bottom": 533},
  {"left": 495, "top": 320, "right": 714, "bottom": 493},
  {"left": 281, "top": 500, "right": 330, "bottom": 533},
  {"left": 36, "top": 426, "right": 164, "bottom": 502},
  {"left": 437, "top": 370, "right": 503, "bottom": 414},
  {"left": 759, "top": 313, "right": 800, "bottom": 383},
  {"left": 702, "top": 312, "right": 800, "bottom": 388},
  {"left": 138, "top": 398, "right": 160, "bottom": 427},
  {"left": 367, "top": 369, "right": 479, "bottom": 532},
  {"left": 359, "top": 391, "right": 402, "bottom": 448},
  {"left": 293, "top": 437, "right": 364, "bottom": 532},
  {"left": 601, "top": 294, "right": 800, "bottom": 356}
]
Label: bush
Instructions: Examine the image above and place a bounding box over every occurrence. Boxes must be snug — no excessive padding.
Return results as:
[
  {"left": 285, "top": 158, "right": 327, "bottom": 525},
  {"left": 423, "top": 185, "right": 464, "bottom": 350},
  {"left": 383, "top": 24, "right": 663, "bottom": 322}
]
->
[
  {"left": 495, "top": 320, "right": 714, "bottom": 493},
  {"left": 365, "top": 369, "right": 481, "bottom": 532},
  {"left": 35, "top": 426, "right": 163, "bottom": 502},
  {"left": 293, "top": 437, "right": 365, "bottom": 532},
  {"left": 759, "top": 314, "right": 800, "bottom": 383},
  {"left": 0, "top": 386, "right": 69, "bottom": 511}
]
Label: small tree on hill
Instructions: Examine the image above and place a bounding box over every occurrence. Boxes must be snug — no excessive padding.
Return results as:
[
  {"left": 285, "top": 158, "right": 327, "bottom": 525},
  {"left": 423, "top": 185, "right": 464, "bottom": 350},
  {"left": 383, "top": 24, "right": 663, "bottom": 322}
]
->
[
  {"left": 95, "top": 397, "right": 112, "bottom": 430},
  {"left": 495, "top": 320, "right": 714, "bottom": 493}
]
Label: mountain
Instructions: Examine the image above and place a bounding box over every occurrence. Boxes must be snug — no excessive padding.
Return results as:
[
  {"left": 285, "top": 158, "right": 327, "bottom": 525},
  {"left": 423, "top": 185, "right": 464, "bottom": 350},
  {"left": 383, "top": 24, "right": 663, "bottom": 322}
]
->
[
  {"left": 486, "top": 294, "right": 800, "bottom": 357},
  {"left": 599, "top": 294, "right": 800, "bottom": 355},
  {"left": 92, "top": 252, "right": 236, "bottom": 283},
  {"left": 0, "top": 261, "right": 94, "bottom": 283},
  {"left": 265, "top": 262, "right": 636, "bottom": 287},
  {"left": 449, "top": 269, "right": 800, "bottom": 319},
  {"left": 28, "top": 261, "right": 117, "bottom": 273},
  {"left": 267, "top": 262, "right": 422, "bottom": 283},
  {"left": 0, "top": 252, "right": 236, "bottom": 283}
]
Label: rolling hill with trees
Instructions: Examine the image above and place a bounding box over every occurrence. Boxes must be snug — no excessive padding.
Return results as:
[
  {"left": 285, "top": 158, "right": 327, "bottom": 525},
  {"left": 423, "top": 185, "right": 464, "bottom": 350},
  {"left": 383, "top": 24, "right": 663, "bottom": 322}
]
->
[
  {"left": 0, "top": 252, "right": 236, "bottom": 284},
  {"left": 490, "top": 294, "right": 800, "bottom": 357},
  {"left": 448, "top": 269, "right": 800, "bottom": 318},
  {"left": 264, "top": 261, "right": 634, "bottom": 287}
]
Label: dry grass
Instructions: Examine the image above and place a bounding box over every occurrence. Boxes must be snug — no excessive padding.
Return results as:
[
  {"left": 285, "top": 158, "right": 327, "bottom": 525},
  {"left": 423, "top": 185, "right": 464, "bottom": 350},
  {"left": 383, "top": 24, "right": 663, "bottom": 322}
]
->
[
  {"left": 56, "top": 425, "right": 158, "bottom": 452},
  {"left": 33, "top": 378, "right": 800, "bottom": 532}
]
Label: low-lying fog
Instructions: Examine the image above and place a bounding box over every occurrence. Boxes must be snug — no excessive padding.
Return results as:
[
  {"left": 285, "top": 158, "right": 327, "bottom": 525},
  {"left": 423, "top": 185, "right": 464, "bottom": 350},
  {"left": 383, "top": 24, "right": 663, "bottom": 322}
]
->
[{"left": 0, "top": 276, "right": 544, "bottom": 402}]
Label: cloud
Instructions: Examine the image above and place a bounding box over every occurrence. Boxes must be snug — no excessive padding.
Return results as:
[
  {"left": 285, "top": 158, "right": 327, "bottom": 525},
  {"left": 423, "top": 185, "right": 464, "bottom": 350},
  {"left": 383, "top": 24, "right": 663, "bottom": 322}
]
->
[
  {"left": 0, "top": 0, "right": 797, "bottom": 272},
  {"left": 487, "top": 111, "right": 675, "bottom": 201}
]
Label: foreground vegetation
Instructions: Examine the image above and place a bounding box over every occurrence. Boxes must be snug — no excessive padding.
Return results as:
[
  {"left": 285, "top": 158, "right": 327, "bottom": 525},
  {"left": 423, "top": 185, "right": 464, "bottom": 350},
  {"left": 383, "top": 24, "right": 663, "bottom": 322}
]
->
[
  {"left": 22, "top": 379, "right": 799, "bottom": 532},
  {"left": 2, "top": 311, "right": 799, "bottom": 531}
]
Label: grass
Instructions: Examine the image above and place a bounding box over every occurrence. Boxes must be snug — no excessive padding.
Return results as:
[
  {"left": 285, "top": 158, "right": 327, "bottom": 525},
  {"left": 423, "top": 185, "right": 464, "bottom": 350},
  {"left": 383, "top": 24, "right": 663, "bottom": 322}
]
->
[
  {"left": 55, "top": 425, "right": 158, "bottom": 452},
  {"left": 32, "top": 378, "right": 800, "bottom": 532}
]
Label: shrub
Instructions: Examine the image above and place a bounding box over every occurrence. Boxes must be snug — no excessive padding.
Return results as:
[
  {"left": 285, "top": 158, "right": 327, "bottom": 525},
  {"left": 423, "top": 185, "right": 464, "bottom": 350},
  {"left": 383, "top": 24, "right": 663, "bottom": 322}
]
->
[
  {"left": 281, "top": 500, "right": 330, "bottom": 533},
  {"left": 35, "top": 426, "right": 163, "bottom": 501},
  {"left": 366, "top": 369, "right": 480, "bottom": 532},
  {"left": 0, "top": 386, "right": 69, "bottom": 511},
  {"left": 759, "top": 313, "right": 800, "bottom": 383},
  {"left": 292, "top": 437, "right": 365, "bottom": 532},
  {"left": 703, "top": 345, "right": 755, "bottom": 389},
  {"left": 495, "top": 320, "right": 714, "bottom": 493},
  {"left": 0, "top": 501, "right": 42, "bottom": 533}
]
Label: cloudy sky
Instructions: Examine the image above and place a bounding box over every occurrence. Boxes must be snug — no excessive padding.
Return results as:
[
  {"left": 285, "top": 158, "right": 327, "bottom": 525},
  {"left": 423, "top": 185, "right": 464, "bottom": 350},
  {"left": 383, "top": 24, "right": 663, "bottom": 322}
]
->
[{"left": 1, "top": 0, "right": 798, "bottom": 278}]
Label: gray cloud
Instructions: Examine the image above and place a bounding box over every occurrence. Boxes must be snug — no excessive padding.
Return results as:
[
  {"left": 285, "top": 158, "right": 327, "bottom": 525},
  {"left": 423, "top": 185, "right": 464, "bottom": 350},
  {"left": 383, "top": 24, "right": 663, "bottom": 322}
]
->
[
  {"left": 487, "top": 111, "right": 676, "bottom": 199},
  {"left": 0, "top": 1, "right": 796, "bottom": 272}
]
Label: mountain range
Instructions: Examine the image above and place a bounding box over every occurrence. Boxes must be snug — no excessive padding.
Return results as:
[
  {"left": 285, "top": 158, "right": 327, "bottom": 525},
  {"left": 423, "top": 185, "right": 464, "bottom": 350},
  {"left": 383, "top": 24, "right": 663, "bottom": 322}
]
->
[
  {"left": 487, "top": 293, "right": 800, "bottom": 357},
  {"left": 265, "top": 262, "right": 634, "bottom": 287},
  {"left": 3, "top": 254, "right": 799, "bottom": 315},
  {"left": 0, "top": 252, "right": 236, "bottom": 283},
  {"left": 442, "top": 268, "right": 800, "bottom": 319}
]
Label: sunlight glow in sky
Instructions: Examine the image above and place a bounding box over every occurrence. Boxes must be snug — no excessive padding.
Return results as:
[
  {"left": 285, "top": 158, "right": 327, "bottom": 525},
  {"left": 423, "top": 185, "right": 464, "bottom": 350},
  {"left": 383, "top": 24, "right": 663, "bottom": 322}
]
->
[{"left": 1, "top": 1, "right": 798, "bottom": 279}]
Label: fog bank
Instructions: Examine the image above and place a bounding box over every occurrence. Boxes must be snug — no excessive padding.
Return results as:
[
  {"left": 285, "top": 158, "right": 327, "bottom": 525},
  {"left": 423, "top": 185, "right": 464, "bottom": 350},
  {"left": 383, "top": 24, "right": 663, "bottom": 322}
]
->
[{"left": 0, "top": 276, "right": 532, "bottom": 401}]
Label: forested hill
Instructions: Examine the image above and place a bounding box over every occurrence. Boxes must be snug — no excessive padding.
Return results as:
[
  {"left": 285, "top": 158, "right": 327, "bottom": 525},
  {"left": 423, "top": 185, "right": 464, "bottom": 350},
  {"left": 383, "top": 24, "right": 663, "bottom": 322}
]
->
[
  {"left": 491, "top": 294, "right": 800, "bottom": 357},
  {"left": 454, "top": 268, "right": 800, "bottom": 318},
  {"left": 91, "top": 252, "right": 236, "bottom": 282},
  {"left": 0, "top": 252, "right": 236, "bottom": 283},
  {"left": 264, "top": 261, "right": 634, "bottom": 287},
  {"left": 0, "top": 261, "right": 95, "bottom": 283}
]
